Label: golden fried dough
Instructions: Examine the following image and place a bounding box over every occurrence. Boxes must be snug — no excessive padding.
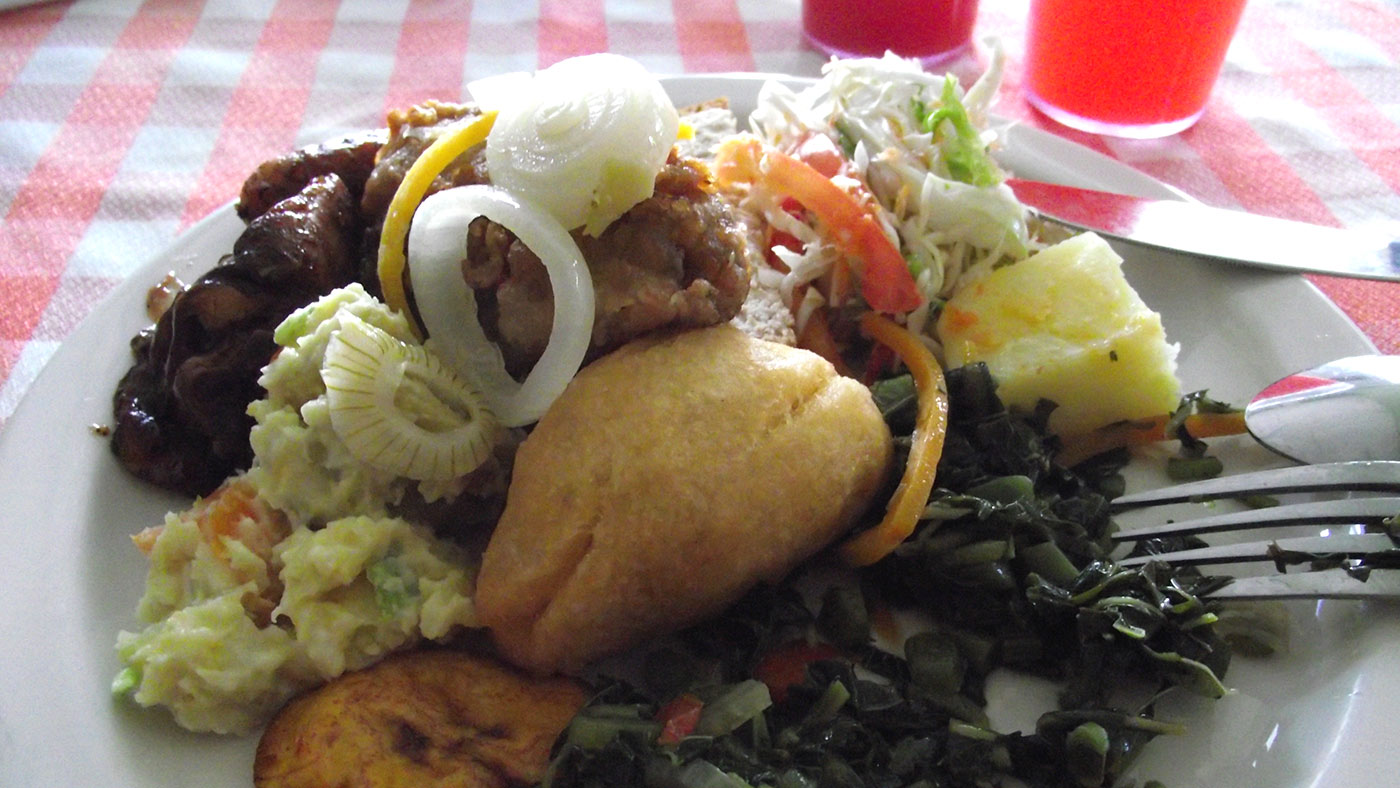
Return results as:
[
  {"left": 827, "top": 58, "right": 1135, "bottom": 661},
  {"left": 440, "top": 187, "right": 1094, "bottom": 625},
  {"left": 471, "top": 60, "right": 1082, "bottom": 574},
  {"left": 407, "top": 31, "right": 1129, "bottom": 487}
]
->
[
  {"left": 253, "top": 648, "right": 586, "bottom": 788},
  {"left": 475, "top": 325, "right": 892, "bottom": 674}
]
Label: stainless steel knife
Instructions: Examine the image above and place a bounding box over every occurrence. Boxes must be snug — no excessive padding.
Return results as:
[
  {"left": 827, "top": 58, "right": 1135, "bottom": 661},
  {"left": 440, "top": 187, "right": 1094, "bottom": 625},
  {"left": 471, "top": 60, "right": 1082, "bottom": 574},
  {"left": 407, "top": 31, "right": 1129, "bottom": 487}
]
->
[{"left": 1006, "top": 178, "right": 1400, "bottom": 282}]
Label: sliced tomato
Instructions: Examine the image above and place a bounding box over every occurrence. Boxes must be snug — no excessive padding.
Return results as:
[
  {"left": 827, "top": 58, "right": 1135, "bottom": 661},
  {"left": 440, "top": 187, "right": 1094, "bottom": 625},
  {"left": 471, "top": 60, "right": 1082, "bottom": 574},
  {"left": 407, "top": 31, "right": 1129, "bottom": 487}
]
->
[
  {"left": 795, "top": 133, "right": 845, "bottom": 178},
  {"left": 713, "top": 136, "right": 922, "bottom": 314},
  {"left": 861, "top": 342, "right": 896, "bottom": 386},
  {"left": 765, "top": 228, "right": 803, "bottom": 273},
  {"left": 762, "top": 151, "right": 920, "bottom": 313}
]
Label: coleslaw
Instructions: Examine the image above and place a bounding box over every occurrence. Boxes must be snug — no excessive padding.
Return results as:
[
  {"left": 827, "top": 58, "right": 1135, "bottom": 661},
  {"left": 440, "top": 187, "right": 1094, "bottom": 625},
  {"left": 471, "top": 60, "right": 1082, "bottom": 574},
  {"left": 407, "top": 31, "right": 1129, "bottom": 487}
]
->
[{"left": 735, "top": 52, "right": 1041, "bottom": 339}]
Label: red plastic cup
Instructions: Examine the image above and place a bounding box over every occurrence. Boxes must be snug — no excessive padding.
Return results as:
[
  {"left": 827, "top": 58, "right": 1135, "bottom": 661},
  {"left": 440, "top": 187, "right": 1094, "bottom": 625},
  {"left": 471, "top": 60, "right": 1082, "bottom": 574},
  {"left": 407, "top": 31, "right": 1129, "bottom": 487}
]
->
[
  {"left": 1024, "top": 0, "right": 1248, "bottom": 138},
  {"left": 802, "top": 0, "right": 980, "bottom": 66}
]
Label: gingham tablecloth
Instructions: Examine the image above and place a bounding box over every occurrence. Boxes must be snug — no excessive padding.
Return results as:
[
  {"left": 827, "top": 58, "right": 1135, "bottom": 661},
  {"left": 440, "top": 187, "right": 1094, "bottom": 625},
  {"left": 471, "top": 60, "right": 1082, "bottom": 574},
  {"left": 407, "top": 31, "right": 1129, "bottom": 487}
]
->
[{"left": 1, "top": 0, "right": 1397, "bottom": 429}]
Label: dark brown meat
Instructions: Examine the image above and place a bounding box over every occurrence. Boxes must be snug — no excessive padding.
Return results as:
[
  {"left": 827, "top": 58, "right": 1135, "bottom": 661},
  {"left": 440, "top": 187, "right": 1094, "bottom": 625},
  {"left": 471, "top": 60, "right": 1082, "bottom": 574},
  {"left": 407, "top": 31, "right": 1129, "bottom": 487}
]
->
[
  {"left": 355, "top": 101, "right": 492, "bottom": 299},
  {"left": 360, "top": 100, "right": 490, "bottom": 223},
  {"left": 237, "top": 131, "right": 386, "bottom": 223},
  {"left": 114, "top": 97, "right": 756, "bottom": 497},
  {"left": 112, "top": 175, "right": 362, "bottom": 496},
  {"left": 471, "top": 155, "right": 752, "bottom": 374}
]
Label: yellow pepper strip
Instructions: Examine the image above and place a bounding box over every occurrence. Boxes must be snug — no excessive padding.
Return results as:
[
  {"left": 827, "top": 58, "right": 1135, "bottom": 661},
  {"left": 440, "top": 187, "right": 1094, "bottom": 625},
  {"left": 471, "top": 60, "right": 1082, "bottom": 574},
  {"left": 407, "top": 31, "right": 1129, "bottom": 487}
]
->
[
  {"left": 838, "top": 312, "right": 949, "bottom": 567},
  {"left": 376, "top": 110, "right": 499, "bottom": 339}
]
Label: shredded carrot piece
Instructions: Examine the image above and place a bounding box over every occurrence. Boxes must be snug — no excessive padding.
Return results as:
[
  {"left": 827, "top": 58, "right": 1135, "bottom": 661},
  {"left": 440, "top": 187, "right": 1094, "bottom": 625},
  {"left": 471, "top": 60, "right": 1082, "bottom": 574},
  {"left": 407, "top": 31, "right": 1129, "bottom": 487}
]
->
[
  {"left": 1054, "top": 410, "right": 1247, "bottom": 468},
  {"left": 130, "top": 526, "right": 163, "bottom": 556},
  {"left": 377, "top": 110, "right": 499, "bottom": 339},
  {"left": 838, "top": 312, "right": 949, "bottom": 567}
]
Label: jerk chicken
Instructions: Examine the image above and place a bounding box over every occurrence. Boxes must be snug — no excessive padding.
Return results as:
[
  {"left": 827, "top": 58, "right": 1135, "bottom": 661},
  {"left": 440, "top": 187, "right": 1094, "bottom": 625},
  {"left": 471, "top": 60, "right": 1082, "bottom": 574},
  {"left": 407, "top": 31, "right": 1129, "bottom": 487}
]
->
[{"left": 110, "top": 100, "right": 752, "bottom": 498}]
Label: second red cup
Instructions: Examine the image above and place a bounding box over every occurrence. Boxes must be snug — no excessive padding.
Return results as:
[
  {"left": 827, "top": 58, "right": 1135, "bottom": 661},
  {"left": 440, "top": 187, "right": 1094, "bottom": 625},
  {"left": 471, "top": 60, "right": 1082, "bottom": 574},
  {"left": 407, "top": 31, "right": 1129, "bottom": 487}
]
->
[
  {"left": 802, "top": 0, "right": 980, "bottom": 66},
  {"left": 1024, "top": 0, "right": 1249, "bottom": 138}
]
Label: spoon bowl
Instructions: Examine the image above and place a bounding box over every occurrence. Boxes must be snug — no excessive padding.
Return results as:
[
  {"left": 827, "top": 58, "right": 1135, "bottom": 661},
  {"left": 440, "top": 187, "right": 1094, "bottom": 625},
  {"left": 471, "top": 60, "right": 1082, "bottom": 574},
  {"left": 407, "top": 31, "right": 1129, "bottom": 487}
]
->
[{"left": 1244, "top": 355, "right": 1400, "bottom": 465}]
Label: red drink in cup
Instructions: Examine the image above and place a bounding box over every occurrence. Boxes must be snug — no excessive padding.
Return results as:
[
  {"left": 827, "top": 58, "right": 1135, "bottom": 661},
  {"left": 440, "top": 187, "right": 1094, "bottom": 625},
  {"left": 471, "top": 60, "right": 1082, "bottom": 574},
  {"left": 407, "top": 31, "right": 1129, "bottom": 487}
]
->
[
  {"left": 1025, "top": 0, "right": 1248, "bottom": 138},
  {"left": 803, "top": 0, "right": 980, "bottom": 66}
]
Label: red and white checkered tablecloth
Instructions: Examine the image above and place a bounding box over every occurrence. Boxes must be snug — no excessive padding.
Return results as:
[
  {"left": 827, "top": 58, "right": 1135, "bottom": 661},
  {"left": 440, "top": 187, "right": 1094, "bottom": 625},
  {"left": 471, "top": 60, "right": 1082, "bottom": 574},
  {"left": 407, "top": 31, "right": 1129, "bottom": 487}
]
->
[{"left": 1, "top": 0, "right": 1397, "bottom": 429}]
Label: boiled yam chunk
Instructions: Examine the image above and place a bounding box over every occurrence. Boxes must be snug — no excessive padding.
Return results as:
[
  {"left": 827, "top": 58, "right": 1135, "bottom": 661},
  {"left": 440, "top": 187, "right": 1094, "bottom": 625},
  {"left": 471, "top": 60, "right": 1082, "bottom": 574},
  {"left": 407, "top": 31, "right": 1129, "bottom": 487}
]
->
[
  {"left": 936, "top": 232, "right": 1181, "bottom": 436},
  {"left": 475, "top": 325, "right": 892, "bottom": 674}
]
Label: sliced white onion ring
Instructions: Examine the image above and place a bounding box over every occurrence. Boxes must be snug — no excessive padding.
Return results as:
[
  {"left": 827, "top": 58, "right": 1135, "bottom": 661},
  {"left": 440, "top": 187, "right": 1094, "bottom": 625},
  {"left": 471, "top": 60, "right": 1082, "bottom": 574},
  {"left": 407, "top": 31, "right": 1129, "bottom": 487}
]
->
[
  {"left": 485, "top": 53, "right": 680, "bottom": 236},
  {"left": 322, "top": 315, "right": 498, "bottom": 482},
  {"left": 408, "top": 184, "right": 595, "bottom": 427}
]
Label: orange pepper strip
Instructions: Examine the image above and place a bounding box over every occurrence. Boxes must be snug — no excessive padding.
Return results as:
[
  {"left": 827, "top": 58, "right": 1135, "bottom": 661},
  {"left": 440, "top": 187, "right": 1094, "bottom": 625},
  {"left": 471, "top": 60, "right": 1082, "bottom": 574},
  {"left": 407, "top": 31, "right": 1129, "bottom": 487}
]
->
[
  {"left": 713, "top": 136, "right": 922, "bottom": 314},
  {"left": 838, "top": 312, "right": 949, "bottom": 567},
  {"left": 1055, "top": 410, "right": 1247, "bottom": 468}
]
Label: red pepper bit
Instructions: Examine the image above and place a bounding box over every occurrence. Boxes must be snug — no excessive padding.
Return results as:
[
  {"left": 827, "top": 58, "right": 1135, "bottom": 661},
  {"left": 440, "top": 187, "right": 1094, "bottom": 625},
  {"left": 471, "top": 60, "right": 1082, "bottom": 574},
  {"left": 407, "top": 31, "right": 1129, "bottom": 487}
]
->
[
  {"left": 752, "top": 641, "right": 841, "bottom": 705},
  {"left": 655, "top": 693, "right": 705, "bottom": 745}
]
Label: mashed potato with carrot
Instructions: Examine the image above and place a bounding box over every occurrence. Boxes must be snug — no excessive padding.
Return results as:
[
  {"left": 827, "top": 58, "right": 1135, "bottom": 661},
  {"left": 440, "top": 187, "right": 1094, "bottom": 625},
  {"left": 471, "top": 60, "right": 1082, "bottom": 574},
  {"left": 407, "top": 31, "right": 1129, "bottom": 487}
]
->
[{"left": 113, "top": 287, "right": 481, "bottom": 735}]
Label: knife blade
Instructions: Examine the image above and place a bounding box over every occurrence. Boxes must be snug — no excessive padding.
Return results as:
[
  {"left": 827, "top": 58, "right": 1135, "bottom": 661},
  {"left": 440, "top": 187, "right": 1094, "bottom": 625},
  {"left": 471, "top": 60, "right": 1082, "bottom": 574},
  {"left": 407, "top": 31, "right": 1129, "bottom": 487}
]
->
[{"left": 1006, "top": 178, "right": 1400, "bottom": 282}]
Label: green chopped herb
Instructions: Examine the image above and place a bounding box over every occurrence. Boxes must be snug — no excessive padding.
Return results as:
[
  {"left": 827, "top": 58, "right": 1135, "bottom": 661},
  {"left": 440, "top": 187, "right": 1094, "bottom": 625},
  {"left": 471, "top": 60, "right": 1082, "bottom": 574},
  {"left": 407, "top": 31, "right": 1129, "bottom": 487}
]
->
[
  {"left": 366, "top": 551, "right": 419, "bottom": 618},
  {"left": 922, "top": 76, "right": 1000, "bottom": 187},
  {"left": 272, "top": 302, "right": 314, "bottom": 346},
  {"left": 111, "top": 665, "right": 140, "bottom": 697},
  {"left": 832, "top": 119, "right": 858, "bottom": 158},
  {"left": 1167, "top": 455, "right": 1224, "bottom": 481}
]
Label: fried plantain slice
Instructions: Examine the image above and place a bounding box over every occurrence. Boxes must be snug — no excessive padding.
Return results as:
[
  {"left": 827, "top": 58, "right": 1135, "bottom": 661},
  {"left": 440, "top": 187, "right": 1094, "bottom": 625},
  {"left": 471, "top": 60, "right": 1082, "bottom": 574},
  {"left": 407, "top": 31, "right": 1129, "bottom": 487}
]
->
[{"left": 254, "top": 648, "right": 586, "bottom": 788}]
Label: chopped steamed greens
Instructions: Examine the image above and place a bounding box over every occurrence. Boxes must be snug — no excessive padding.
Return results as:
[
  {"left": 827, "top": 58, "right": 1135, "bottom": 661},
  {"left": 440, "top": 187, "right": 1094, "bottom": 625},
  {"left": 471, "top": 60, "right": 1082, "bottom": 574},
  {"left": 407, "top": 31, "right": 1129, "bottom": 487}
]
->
[
  {"left": 1162, "top": 390, "right": 1237, "bottom": 481},
  {"left": 544, "top": 364, "right": 1245, "bottom": 788}
]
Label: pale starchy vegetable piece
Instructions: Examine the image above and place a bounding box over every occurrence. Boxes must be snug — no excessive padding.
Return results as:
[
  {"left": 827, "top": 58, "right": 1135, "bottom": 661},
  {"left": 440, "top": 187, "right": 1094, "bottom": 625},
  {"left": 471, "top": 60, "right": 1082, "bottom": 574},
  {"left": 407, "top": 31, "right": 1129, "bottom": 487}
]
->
[
  {"left": 475, "top": 325, "right": 893, "bottom": 674},
  {"left": 114, "top": 479, "right": 480, "bottom": 734},
  {"left": 114, "top": 479, "right": 310, "bottom": 735},
  {"left": 273, "top": 515, "right": 479, "bottom": 678},
  {"left": 254, "top": 648, "right": 586, "bottom": 788},
  {"left": 936, "top": 232, "right": 1181, "bottom": 436}
]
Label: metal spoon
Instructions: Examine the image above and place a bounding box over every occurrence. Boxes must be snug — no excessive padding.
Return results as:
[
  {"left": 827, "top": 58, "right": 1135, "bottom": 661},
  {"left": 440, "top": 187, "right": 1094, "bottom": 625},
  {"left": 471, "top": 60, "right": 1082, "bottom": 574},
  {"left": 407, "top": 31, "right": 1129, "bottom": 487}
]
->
[{"left": 1245, "top": 355, "right": 1400, "bottom": 464}]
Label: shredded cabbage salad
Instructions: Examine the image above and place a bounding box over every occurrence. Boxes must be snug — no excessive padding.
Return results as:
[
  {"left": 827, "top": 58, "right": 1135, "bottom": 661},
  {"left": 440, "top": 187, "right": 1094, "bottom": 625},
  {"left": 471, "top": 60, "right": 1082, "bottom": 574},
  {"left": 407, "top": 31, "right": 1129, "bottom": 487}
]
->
[{"left": 742, "top": 52, "right": 1040, "bottom": 337}]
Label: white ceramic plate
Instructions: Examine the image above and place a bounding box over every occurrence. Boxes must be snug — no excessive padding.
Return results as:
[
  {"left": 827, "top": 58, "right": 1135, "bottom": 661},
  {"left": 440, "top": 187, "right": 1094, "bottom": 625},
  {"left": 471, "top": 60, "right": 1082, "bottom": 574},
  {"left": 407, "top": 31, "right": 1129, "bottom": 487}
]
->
[{"left": 0, "top": 74, "right": 1390, "bottom": 788}]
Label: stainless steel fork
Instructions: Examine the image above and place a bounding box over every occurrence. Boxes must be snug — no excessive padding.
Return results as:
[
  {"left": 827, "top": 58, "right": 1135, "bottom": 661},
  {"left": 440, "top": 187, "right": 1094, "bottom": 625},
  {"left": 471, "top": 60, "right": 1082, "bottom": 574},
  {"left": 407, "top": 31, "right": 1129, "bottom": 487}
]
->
[{"left": 1109, "top": 461, "right": 1400, "bottom": 600}]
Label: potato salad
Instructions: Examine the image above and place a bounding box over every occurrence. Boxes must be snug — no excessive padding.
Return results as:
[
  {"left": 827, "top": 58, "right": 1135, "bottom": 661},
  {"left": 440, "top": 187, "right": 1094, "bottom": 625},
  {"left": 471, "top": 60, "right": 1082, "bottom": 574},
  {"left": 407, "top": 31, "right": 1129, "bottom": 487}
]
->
[{"left": 113, "top": 286, "right": 481, "bottom": 735}]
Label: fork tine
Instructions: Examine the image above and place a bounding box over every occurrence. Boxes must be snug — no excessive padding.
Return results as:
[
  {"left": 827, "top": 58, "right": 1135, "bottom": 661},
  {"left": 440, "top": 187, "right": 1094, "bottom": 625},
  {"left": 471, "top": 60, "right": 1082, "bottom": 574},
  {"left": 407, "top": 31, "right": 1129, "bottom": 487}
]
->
[
  {"left": 1205, "top": 569, "right": 1400, "bottom": 601},
  {"left": 1118, "top": 533, "right": 1396, "bottom": 567},
  {"left": 1111, "top": 496, "right": 1400, "bottom": 541},
  {"left": 1111, "top": 461, "right": 1400, "bottom": 509}
]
